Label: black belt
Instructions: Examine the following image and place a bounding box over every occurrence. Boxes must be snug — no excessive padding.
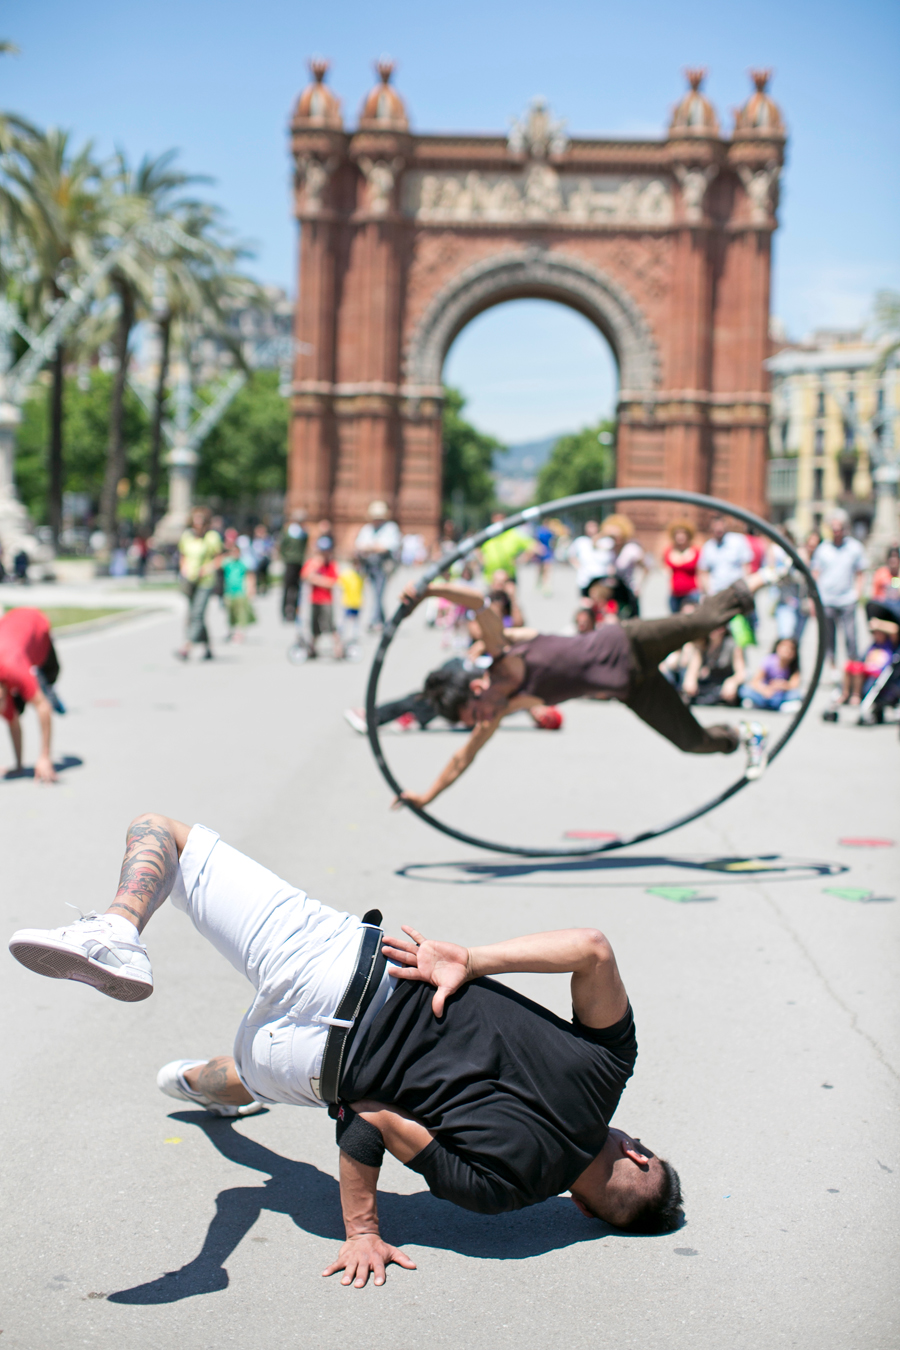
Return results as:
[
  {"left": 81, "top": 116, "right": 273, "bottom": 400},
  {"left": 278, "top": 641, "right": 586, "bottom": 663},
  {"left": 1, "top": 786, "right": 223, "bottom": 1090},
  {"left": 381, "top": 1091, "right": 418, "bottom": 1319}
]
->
[{"left": 319, "top": 912, "right": 385, "bottom": 1105}]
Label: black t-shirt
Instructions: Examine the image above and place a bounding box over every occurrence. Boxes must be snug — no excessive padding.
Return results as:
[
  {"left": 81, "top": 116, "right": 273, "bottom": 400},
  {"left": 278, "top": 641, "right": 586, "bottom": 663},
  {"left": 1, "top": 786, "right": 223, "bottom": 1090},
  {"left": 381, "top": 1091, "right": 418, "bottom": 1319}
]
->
[{"left": 340, "top": 978, "right": 637, "bottom": 1214}]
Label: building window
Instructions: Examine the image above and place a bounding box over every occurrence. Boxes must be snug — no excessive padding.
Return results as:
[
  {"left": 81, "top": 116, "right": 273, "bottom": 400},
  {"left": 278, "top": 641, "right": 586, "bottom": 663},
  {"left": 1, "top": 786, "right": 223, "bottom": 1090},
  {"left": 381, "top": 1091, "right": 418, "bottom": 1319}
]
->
[
  {"left": 814, "top": 428, "right": 825, "bottom": 455},
  {"left": 813, "top": 467, "right": 824, "bottom": 500},
  {"left": 817, "top": 390, "right": 826, "bottom": 416},
  {"left": 877, "top": 387, "right": 885, "bottom": 412},
  {"left": 840, "top": 462, "right": 855, "bottom": 494},
  {"left": 844, "top": 422, "right": 855, "bottom": 452},
  {"left": 781, "top": 419, "right": 790, "bottom": 451},
  {"left": 847, "top": 389, "right": 855, "bottom": 407}
]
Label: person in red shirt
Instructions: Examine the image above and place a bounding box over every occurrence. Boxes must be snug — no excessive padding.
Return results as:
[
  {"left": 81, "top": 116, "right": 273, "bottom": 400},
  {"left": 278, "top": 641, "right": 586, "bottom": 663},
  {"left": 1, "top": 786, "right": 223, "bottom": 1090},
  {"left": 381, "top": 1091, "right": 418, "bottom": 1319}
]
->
[
  {"left": 0, "top": 607, "right": 61, "bottom": 782},
  {"left": 662, "top": 521, "right": 701, "bottom": 613},
  {"left": 301, "top": 536, "right": 344, "bottom": 660}
]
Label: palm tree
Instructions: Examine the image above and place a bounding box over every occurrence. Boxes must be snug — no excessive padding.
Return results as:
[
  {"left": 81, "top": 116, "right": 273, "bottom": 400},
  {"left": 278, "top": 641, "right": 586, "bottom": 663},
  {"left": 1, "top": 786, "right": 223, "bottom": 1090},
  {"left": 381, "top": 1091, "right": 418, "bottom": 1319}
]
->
[
  {"left": 142, "top": 199, "right": 253, "bottom": 528},
  {"left": 98, "top": 149, "right": 216, "bottom": 544},
  {"left": 3, "top": 128, "right": 103, "bottom": 546}
]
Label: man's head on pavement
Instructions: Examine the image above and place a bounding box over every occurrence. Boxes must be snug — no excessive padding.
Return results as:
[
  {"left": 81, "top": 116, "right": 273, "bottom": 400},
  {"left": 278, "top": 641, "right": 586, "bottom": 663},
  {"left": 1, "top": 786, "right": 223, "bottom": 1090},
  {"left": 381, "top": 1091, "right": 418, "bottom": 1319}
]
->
[
  {"left": 569, "top": 1128, "right": 683, "bottom": 1234},
  {"left": 423, "top": 664, "right": 503, "bottom": 727}
]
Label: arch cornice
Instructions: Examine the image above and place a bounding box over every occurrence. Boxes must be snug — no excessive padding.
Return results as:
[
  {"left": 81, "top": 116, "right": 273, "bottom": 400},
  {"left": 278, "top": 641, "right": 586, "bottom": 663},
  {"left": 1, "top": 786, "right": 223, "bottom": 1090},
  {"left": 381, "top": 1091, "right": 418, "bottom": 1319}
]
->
[{"left": 402, "top": 247, "right": 661, "bottom": 400}]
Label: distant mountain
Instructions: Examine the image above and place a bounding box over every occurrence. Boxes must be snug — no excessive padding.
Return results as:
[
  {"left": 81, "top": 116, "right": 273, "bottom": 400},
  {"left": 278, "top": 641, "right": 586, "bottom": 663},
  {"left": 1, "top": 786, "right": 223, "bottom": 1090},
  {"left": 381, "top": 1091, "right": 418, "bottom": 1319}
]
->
[{"left": 492, "top": 434, "right": 567, "bottom": 481}]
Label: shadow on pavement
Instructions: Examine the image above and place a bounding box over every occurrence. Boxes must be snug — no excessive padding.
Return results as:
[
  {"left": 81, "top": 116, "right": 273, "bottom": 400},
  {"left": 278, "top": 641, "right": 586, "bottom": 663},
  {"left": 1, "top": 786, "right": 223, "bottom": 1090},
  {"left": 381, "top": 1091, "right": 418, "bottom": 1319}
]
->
[
  {"left": 107, "top": 1111, "right": 611, "bottom": 1304},
  {"left": 396, "top": 853, "right": 848, "bottom": 888},
  {"left": 3, "top": 754, "right": 83, "bottom": 780}
]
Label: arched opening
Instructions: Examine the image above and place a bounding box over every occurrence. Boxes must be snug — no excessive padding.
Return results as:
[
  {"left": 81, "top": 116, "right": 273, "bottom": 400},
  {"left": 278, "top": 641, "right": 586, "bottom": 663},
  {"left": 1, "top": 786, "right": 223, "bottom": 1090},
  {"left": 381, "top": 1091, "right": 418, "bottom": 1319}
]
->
[{"left": 442, "top": 298, "right": 618, "bottom": 518}]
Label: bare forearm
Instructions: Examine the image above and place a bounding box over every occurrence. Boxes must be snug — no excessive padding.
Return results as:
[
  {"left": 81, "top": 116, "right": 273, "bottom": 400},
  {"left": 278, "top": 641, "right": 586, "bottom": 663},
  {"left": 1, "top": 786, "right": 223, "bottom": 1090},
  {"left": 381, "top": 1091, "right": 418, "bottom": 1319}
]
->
[
  {"left": 338, "top": 1152, "right": 382, "bottom": 1238},
  {"left": 9, "top": 715, "right": 22, "bottom": 767},
  {"left": 468, "top": 928, "right": 608, "bottom": 979},
  {"left": 35, "top": 698, "right": 52, "bottom": 761},
  {"left": 423, "top": 582, "right": 486, "bottom": 609}
]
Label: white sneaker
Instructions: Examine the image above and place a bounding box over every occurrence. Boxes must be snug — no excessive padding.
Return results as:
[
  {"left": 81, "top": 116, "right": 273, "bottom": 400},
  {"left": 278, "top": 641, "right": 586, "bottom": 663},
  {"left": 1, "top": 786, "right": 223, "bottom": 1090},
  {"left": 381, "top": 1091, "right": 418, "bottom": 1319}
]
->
[
  {"left": 343, "top": 707, "right": 367, "bottom": 734},
  {"left": 739, "top": 720, "right": 769, "bottom": 781},
  {"left": 157, "top": 1059, "right": 265, "bottom": 1118},
  {"left": 9, "top": 911, "right": 153, "bottom": 1002}
]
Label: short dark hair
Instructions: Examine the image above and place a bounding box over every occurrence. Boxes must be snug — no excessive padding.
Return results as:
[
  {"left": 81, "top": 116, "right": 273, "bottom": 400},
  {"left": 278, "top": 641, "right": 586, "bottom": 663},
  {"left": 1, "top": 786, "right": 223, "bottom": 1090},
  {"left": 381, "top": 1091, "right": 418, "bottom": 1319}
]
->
[
  {"left": 489, "top": 588, "right": 512, "bottom": 618},
  {"left": 619, "top": 1159, "right": 683, "bottom": 1235},
  {"left": 423, "top": 663, "right": 474, "bottom": 723}
]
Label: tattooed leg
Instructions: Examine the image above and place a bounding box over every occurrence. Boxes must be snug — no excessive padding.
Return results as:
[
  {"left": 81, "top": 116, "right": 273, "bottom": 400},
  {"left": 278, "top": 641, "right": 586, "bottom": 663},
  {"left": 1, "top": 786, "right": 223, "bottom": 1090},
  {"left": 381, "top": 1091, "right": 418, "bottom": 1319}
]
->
[
  {"left": 106, "top": 812, "right": 190, "bottom": 933},
  {"left": 184, "top": 1056, "right": 254, "bottom": 1106}
]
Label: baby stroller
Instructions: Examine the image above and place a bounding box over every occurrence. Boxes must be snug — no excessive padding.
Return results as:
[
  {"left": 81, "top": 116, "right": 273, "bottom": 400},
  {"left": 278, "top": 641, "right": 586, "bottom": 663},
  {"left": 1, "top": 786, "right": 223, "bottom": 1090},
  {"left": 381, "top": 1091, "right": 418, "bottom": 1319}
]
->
[{"left": 822, "top": 598, "right": 900, "bottom": 727}]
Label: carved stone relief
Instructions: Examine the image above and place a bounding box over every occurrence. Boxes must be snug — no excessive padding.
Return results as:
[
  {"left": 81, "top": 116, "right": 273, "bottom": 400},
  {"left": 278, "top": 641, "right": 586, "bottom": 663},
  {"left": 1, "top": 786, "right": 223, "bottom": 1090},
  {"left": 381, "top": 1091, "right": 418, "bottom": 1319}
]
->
[
  {"left": 295, "top": 155, "right": 337, "bottom": 213},
  {"left": 674, "top": 164, "right": 718, "bottom": 223},
  {"left": 403, "top": 169, "right": 673, "bottom": 226},
  {"left": 358, "top": 156, "right": 404, "bottom": 215},
  {"left": 737, "top": 163, "right": 780, "bottom": 225}
]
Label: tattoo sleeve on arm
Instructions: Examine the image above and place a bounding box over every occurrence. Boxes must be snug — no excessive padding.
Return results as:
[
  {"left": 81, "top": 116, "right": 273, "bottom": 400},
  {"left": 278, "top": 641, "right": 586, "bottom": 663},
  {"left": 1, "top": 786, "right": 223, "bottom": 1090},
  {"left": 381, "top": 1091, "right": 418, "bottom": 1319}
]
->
[{"left": 109, "top": 817, "right": 179, "bottom": 930}]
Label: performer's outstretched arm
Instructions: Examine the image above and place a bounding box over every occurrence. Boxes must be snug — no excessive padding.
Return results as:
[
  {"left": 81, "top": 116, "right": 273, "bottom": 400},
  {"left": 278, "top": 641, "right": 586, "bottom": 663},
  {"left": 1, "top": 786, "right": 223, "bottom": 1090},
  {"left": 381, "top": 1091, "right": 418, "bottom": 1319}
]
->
[
  {"left": 392, "top": 713, "right": 504, "bottom": 810},
  {"left": 322, "top": 1150, "right": 418, "bottom": 1289}
]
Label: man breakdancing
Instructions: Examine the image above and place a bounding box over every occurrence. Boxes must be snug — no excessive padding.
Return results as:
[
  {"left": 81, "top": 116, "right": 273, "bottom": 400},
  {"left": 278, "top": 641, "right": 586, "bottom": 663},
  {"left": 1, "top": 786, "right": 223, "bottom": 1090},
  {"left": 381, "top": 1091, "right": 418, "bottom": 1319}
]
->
[
  {"left": 392, "top": 571, "right": 778, "bottom": 811},
  {"left": 9, "top": 814, "right": 682, "bottom": 1287}
]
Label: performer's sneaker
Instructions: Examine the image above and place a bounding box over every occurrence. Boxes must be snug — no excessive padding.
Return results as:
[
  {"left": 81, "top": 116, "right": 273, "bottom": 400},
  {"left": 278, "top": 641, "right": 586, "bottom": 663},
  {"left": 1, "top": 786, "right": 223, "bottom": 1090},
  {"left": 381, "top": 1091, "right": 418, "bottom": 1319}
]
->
[
  {"left": 739, "top": 720, "right": 769, "bottom": 780},
  {"left": 343, "top": 707, "right": 368, "bottom": 734},
  {"left": 157, "top": 1060, "right": 265, "bottom": 1118},
  {"left": 389, "top": 712, "right": 418, "bottom": 733},
  {"left": 8, "top": 911, "right": 153, "bottom": 1002}
]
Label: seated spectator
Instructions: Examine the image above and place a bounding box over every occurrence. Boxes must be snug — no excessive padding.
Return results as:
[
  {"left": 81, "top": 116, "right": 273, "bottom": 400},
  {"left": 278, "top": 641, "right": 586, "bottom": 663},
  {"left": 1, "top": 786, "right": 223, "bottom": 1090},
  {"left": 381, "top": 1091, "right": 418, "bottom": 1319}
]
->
[
  {"left": 663, "top": 521, "right": 700, "bottom": 612},
  {"left": 840, "top": 616, "right": 899, "bottom": 706},
  {"left": 574, "top": 605, "right": 596, "bottom": 634},
  {"left": 682, "top": 625, "right": 745, "bottom": 706},
  {"left": 739, "top": 638, "right": 801, "bottom": 712},
  {"left": 598, "top": 514, "right": 644, "bottom": 618}
]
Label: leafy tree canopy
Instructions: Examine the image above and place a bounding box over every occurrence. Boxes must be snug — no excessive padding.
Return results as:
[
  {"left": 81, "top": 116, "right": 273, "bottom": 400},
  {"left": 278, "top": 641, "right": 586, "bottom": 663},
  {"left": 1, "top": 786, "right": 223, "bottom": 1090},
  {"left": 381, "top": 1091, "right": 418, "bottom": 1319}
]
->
[
  {"left": 442, "top": 385, "right": 502, "bottom": 530},
  {"left": 195, "top": 369, "right": 288, "bottom": 512},
  {"left": 534, "top": 419, "right": 617, "bottom": 522},
  {"left": 16, "top": 370, "right": 151, "bottom": 524}
]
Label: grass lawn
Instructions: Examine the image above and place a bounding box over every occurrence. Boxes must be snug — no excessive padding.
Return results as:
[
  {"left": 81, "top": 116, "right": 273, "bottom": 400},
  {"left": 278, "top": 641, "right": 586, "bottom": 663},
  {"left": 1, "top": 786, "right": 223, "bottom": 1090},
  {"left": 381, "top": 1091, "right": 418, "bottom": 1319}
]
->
[{"left": 3, "top": 606, "right": 137, "bottom": 629}]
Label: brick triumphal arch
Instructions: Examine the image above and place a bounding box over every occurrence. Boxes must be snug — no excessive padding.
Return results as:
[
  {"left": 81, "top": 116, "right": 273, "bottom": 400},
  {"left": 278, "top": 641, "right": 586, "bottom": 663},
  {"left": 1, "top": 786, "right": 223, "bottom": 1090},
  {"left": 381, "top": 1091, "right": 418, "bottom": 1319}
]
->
[{"left": 289, "top": 63, "right": 786, "bottom": 547}]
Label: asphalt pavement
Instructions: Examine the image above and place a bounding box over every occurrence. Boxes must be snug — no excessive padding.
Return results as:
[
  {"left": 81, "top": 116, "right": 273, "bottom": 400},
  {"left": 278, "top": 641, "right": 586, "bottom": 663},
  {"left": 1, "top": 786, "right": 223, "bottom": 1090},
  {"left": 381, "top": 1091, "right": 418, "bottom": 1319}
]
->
[{"left": 1, "top": 567, "right": 897, "bottom": 1350}]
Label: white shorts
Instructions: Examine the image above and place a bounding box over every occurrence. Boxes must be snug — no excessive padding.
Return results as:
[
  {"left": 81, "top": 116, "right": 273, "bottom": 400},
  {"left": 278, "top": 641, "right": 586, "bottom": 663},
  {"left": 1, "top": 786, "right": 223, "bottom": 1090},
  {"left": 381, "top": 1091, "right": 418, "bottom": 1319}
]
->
[{"left": 169, "top": 824, "right": 395, "bottom": 1108}]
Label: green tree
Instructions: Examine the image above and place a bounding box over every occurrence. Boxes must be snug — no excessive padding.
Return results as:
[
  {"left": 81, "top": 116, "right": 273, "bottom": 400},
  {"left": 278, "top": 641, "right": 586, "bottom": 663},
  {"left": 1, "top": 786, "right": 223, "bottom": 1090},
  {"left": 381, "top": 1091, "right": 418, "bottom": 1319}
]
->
[
  {"left": 98, "top": 148, "right": 217, "bottom": 543},
  {"left": 15, "top": 369, "right": 150, "bottom": 526},
  {"left": 3, "top": 128, "right": 104, "bottom": 546},
  {"left": 442, "top": 385, "right": 501, "bottom": 529},
  {"left": 195, "top": 370, "right": 288, "bottom": 513},
  {"left": 534, "top": 419, "right": 616, "bottom": 517}
]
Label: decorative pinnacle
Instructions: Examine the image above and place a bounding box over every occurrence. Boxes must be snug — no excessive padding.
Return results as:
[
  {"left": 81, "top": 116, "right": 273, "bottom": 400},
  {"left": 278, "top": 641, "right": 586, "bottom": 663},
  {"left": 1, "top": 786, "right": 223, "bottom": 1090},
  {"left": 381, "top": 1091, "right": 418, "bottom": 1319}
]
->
[
  {"left": 308, "top": 57, "right": 329, "bottom": 83},
  {"left": 685, "top": 67, "right": 707, "bottom": 91},
  {"left": 375, "top": 57, "right": 395, "bottom": 84},
  {"left": 749, "top": 68, "right": 772, "bottom": 92}
]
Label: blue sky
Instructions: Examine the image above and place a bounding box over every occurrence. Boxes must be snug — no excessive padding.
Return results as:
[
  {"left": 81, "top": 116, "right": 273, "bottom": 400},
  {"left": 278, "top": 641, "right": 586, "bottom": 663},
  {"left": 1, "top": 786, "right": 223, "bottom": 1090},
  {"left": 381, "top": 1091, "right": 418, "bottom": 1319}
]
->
[{"left": 4, "top": 0, "right": 898, "bottom": 442}]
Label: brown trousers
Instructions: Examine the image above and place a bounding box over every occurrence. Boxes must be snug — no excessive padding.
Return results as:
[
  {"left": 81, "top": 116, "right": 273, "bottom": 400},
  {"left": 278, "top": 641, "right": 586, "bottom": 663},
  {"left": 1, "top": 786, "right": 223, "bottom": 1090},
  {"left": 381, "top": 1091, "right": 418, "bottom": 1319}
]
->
[{"left": 620, "top": 581, "right": 755, "bottom": 755}]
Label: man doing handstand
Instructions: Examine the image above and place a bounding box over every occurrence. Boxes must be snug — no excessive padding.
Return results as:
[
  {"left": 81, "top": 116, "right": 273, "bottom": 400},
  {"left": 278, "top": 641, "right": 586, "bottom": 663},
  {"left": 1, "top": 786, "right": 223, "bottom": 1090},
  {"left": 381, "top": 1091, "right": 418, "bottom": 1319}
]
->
[
  {"left": 9, "top": 814, "right": 681, "bottom": 1288},
  {"left": 392, "top": 571, "right": 776, "bottom": 811}
]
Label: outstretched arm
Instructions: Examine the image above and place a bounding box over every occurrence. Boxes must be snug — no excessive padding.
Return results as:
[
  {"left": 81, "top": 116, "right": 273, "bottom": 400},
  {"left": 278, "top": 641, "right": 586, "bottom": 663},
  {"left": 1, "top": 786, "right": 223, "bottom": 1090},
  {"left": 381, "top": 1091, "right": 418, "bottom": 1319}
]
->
[
  {"left": 383, "top": 926, "right": 629, "bottom": 1028},
  {"left": 30, "top": 688, "right": 57, "bottom": 783},
  {"left": 322, "top": 1149, "right": 418, "bottom": 1289},
  {"left": 392, "top": 714, "right": 503, "bottom": 810}
]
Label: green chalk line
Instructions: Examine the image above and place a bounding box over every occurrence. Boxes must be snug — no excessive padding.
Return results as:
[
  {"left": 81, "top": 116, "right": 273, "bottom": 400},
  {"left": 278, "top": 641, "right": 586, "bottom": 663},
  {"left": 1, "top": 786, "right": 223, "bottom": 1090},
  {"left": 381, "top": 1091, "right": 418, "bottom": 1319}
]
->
[{"left": 823, "top": 887, "right": 873, "bottom": 902}]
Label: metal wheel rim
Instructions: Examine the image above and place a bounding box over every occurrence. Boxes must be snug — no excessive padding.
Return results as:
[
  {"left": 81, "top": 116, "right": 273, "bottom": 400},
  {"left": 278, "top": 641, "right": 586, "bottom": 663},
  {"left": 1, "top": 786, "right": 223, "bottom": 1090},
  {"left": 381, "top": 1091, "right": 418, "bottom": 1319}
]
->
[{"left": 364, "top": 489, "right": 826, "bottom": 857}]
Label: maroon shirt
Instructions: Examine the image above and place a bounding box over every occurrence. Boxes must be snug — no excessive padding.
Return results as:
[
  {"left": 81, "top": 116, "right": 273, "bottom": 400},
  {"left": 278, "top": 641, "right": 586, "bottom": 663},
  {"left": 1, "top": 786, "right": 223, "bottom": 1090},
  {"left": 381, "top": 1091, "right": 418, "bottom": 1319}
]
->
[{"left": 507, "top": 627, "right": 633, "bottom": 705}]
